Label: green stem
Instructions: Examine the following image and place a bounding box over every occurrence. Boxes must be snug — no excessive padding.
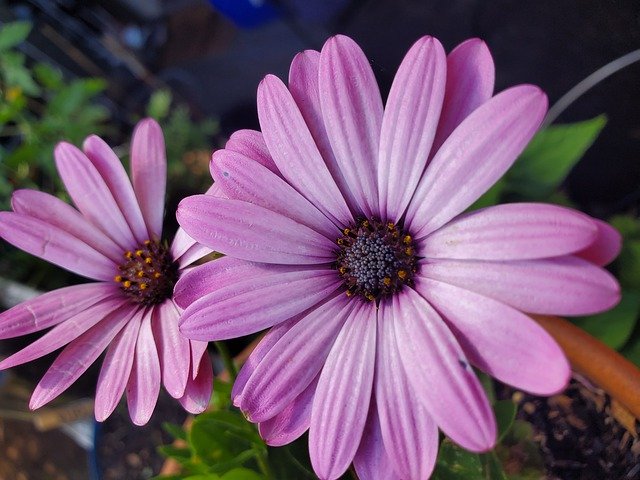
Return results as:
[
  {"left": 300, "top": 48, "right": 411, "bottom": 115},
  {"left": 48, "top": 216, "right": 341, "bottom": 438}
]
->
[
  {"left": 256, "top": 449, "right": 271, "bottom": 479},
  {"left": 214, "top": 341, "right": 237, "bottom": 382}
]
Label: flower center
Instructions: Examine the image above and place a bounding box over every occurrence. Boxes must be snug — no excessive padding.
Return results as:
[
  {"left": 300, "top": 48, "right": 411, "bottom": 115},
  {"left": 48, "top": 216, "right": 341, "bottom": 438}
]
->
[
  {"left": 114, "top": 240, "right": 179, "bottom": 306},
  {"left": 335, "top": 219, "right": 417, "bottom": 301}
]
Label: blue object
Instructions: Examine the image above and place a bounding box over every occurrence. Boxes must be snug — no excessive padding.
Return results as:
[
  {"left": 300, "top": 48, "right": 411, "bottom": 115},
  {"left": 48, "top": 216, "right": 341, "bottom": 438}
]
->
[{"left": 207, "top": 0, "right": 280, "bottom": 28}]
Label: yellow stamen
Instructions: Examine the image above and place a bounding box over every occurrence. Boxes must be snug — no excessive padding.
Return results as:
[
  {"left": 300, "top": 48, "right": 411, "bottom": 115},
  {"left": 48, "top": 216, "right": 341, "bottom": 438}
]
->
[
  {"left": 123, "top": 280, "right": 132, "bottom": 288},
  {"left": 387, "top": 222, "right": 396, "bottom": 230},
  {"left": 405, "top": 247, "right": 414, "bottom": 256},
  {"left": 365, "top": 293, "right": 375, "bottom": 301},
  {"left": 343, "top": 228, "right": 351, "bottom": 235},
  {"left": 154, "top": 272, "right": 161, "bottom": 278},
  {"left": 137, "top": 271, "right": 145, "bottom": 278},
  {"left": 125, "top": 251, "right": 133, "bottom": 259},
  {"left": 398, "top": 270, "right": 407, "bottom": 280},
  {"left": 114, "top": 275, "right": 122, "bottom": 282},
  {"left": 139, "top": 283, "right": 147, "bottom": 290},
  {"left": 135, "top": 250, "right": 144, "bottom": 257},
  {"left": 403, "top": 235, "right": 412, "bottom": 244},
  {"left": 383, "top": 277, "right": 391, "bottom": 286},
  {"left": 337, "top": 238, "right": 344, "bottom": 245},
  {"left": 145, "top": 258, "right": 152, "bottom": 264},
  {"left": 339, "top": 266, "right": 347, "bottom": 275},
  {"left": 346, "top": 290, "right": 354, "bottom": 297},
  {"left": 144, "top": 240, "right": 151, "bottom": 245}
]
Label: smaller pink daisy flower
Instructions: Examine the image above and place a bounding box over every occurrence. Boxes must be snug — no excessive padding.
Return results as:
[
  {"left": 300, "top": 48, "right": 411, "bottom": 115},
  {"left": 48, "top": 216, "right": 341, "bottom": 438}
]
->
[{"left": 0, "top": 119, "right": 212, "bottom": 425}]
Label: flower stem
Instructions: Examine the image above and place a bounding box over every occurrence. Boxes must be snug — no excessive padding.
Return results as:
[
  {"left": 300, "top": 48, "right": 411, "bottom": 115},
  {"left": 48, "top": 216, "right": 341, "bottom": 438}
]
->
[{"left": 214, "top": 341, "right": 238, "bottom": 382}]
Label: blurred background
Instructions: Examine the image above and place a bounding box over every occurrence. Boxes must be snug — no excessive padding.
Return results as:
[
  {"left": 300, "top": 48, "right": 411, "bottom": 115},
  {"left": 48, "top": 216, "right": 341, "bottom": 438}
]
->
[{"left": 0, "top": 0, "right": 638, "bottom": 478}]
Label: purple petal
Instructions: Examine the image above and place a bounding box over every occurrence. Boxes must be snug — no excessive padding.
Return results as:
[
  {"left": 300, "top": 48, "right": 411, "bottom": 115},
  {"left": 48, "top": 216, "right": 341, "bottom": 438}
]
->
[
  {"left": 576, "top": 219, "right": 622, "bottom": 266},
  {"left": 152, "top": 301, "right": 190, "bottom": 399},
  {"left": 127, "top": 310, "right": 161, "bottom": 425},
  {"left": 309, "top": 301, "right": 376, "bottom": 480},
  {"left": 29, "top": 305, "right": 133, "bottom": 409},
  {"left": 258, "top": 375, "right": 318, "bottom": 446},
  {"left": 431, "top": 38, "right": 495, "bottom": 155},
  {"left": 0, "top": 212, "right": 116, "bottom": 281},
  {"left": 378, "top": 36, "right": 446, "bottom": 221},
  {"left": 54, "top": 142, "right": 136, "bottom": 249},
  {"left": 419, "top": 203, "right": 598, "bottom": 261},
  {"left": 179, "top": 352, "right": 213, "bottom": 414},
  {"left": 210, "top": 149, "right": 340, "bottom": 238},
  {"left": 353, "top": 399, "right": 402, "bottom": 480},
  {"left": 319, "top": 35, "right": 383, "bottom": 217},
  {"left": 225, "top": 129, "right": 279, "bottom": 175},
  {"left": 288, "top": 49, "right": 360, "bottom": 214},
  {"left": 376, "top": 300, "right": 439, "bottom": 479},
  {"left": 94, "top": 308, "right": 144, "bottom": 421},
  {"left": 177, "top": 195, "right": 336, "bottom": 264},
  {"left": 0, "top": 283, "right": 117, "bottom": 340},
  {"left": 83, "top": 135, "right": 149, "bottom": 243},
  {"left": 130, "top": 118, "right": 166, "bottom": 240},
  {"left": 177, "top": 243, "right": 211, "bottom": 268},
  {"left": 239, "top": 294, "right": 352, "bottom": 422},
  {"left": 180, "top": 267, "right": 340, "bottom": 341},
  {"left": 190, "top": 339, "right": 208, "bottom": 379},
  {"left": 419, "top": 256, "right": 620, "bottom": 315},
  {"left": 12, "top": 189, "right": 122, "bottom": 261},
  {"left": 393, "top": 289, "right": 496, "bottom": 452},
  {"left": 257, "top": 74, "right": 353, "bottom": 226},
  {"left": 406, "top": 85, "right": 548, "bottom": 238},
  {"left": 416, "top": 277, "right": 570, "bottom": 395},
  {"left": 0, "top": 297, "right": 128, "bottom": 370}
]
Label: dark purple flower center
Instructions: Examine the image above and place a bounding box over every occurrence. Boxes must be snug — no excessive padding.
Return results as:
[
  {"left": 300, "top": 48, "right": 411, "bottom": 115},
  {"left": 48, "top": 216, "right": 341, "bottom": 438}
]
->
[
  {"left": 335, "top": 218, "right": 417, "bottom": 301},
  {"left": 115, "top": 240, "right": 179, "bottom": 305}
]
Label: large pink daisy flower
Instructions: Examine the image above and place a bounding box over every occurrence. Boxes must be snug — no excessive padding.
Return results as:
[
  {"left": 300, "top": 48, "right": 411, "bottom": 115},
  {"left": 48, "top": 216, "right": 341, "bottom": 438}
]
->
[
  {"left": 0, "top": 119, "right": 212, "bottom": 425},
  {"left": 176, "top": 36, "right": 621, "bottom": 479}
]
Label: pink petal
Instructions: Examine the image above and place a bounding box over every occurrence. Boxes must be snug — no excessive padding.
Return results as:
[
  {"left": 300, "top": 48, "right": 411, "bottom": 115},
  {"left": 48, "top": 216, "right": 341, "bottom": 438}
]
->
[
  {"left": 0, "top": 283, "right": 117, "bottom": 340},
  {"left": 130, "top": 118, "right": 166, "bottom": 241},
  {"left": 406, "top": 85, "right": 548, "bottom": 238},
  {"left": 309, "top": 301, "right": 376, "bottom": 480},
  {"left": 431, "top": 38, "right": 495, "bottom": 155},
  {"left": 83, "top": 135, "right": 149, "bottom": 243},
  {"left": 288, "top": 49, "right": 361, "bottom": 214},
  {"left": 0, "top": 297, "right": 128, "bottom": 370},
  {"left": 378, "top": 36, "right": 446, "bottom": 221},
  {"left": 210, "top": 149, "right": 340, "bottom": 238},
  {"left": 416, "top": 277, "right": 570, "bottom": 395},
  {"left": 319, "top": 35, "right": 383, "bottom": 217},
  {"left": 11, "top": 189, "right": 122, "bottom": 261},
  {"left": 353, "top": 400, "right": 402, "bottom": 480},
  {"left": 419, "top": 203, "right": 598, "bottom": 261},
  {"left": 152, "top": 301, "right": 190, "bottom": 398},
  {"left": 127, "top": 310, "right": 161, "bottom": 425},
  {"left": 179, "top": 267, "right": 340, "bottom": 341},
  {"left": 225, "top": 129, "right": 279, "bottom": 175},
  {"left": 376, "top": 300, "right": 439, "bottom": 479},
  {"left": 393, "top": 289, "right": 496, "bottom": 452},
  {"left": 171, "top": 185, "right": 217, "bottom": 265},
  {"left": 576, "top": 219, "right": 622, "bottom": 266},
  {"left": 177, "top": 195, "right": 336, "bottom": 264},
  {"left": 29, "top": 305, "right": 133, "bottom": 409},
  {"left": 239, "top": 294, "right": 353, "bottom": 422},
  {"left": 258, "top": 375, "right": 318, "bottom": 446},
  {"left": 419, "top": 256, "right": 620, "bottom": 315},
  {"left": 179, "top": 352, "right": 213, "bottom": 414},
  {"left": 54, "top": 142, "right": 136, "bottom": 249},
  {"left": 189, "top": 340, "right": 209, "bottom": 379},
  {"left": 0, "top": 212, "right": 116, "bottom": 281},
  {"left": 257, "top": 74, "right": 353, "bottom": 227},
  {"left": 171, "top": 226, "right": 198, "bottom": 260},
  {"left": 94, "top": 308, "right": 144, "bottom": 421},
  {"left": 176, "top": 243, "right": 211, "bottom": 268}
]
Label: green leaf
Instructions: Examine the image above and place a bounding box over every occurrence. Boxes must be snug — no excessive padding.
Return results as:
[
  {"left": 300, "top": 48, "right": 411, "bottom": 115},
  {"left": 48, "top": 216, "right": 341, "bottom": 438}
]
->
[
  {"left": 0, "top": 51, "right": 40, "bottom": 95},
  {"left": 147, "top": 89, "right": 172, "bottom": 120},
  {"left": 507, "top": 115, "right": 606, "bottom": 200},
  {"left": 212, "top": 378, "right": 233, "bottom": 410},
  {"left": 33, "top": 63, "right": 64, "bottom": 89},
  {"left": 432, "top": 439, "right": 483, "bottom": 479},
  {"left": 267, "top": 435, "right": 316, "bottom": 480},
  {"left": 571, "top": 291, "right": 640, "bottom": 350},
  {"left": 220, "top": 468, "right": 264, "bottom": 480},
  {"left": 494, "top": 400, "right": 517, "bottom": 443},
  {"left": 0, "top": 21, "right": 32, "bottom": 51},
  {"left": 163, "top": 421, "right": 188, "bottom": 441},
  {"left": 481, "top": 452, "right": 508, "bottom": 480},
  {"left": 158, "top": 445, "right": 192, "bottom": 461},
  {"left": 183, "top": 475, "right": 221, "bottom": 480}
]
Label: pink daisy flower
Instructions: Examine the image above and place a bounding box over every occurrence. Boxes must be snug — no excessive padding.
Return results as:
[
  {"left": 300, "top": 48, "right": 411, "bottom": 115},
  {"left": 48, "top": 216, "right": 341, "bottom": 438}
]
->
[
  {"left": 175, "top": 36, "right": 621, "bottom": 479},
  {"left": 0, "top": 119, "right": 213, "bottom": 425}
]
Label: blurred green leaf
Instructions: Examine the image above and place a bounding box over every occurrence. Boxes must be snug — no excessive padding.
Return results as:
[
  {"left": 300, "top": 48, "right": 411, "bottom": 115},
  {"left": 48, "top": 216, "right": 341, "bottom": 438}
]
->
[
  {"left": 494, "top": 400, "right": 517, "bottom": 443},
  {"left": 0, "top": 21, "right": 31, "bottom": 51},
  {"left": 1, "top": 51, "right": 40, "bottom": 95},
  {"left": 158, "top": 445, "right": 192, "bottom": 461},
  {"left": 212, "top": 378, "right": 233, "bottom": 410},
  {"left": 220, "top": 468, "right": 264, "bottom": 480},
  {"left": 147, "top": 89, "right": 172, "bottom": 120},
  {"left": 163, "top": 421, "right": 188, "bottom": 441},
  {"left": 267, "top": 434, "right": 316, "bottom": 480},
  {"left": 432, "top": 440, "right": 483, "bottom": 479},
  {"left": 33, "top": 63, "right": 64, "bottom": 89},
  {"left": 481, "top": 452, "right": 508, "bottom": 480}
]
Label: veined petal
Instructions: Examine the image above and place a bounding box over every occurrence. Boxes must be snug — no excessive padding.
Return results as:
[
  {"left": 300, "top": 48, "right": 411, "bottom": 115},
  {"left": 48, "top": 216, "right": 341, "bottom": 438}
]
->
[
  {"left": 407, "top": 85, "right": 548, "bottom": 238},
  {"left": 11, "top": 189, "right": 122, "bottom": 261},
  {"left": 378, "top": 36, "right": 446, "bottom": 221},
  {"left": 177, "top": 243, "right": 212, "bottom": 268},
  {"left": 576, "top": 219, "right": 622, "bottom": 266},
  {"left": 257, "top": 74, "right": 353, "bottom": 226},
  {"left": 127, "top": 309, "right": 161, "bottom": 426},
  {"left": 309, "top": 301, "right": 376, "bottom": 480},
  {"left": 416, "top": 277, "right": 570, "bottom": 395},
  {"left": 179, "top": 351, "right": 214, "bottom": 414},
  {"left": 393, "top": 289, "right": 496, "bottom": 452},
  {"left": 431, "top": 38, "right": 495, "bottom": 154},
  {"left": 29, "top": 305, "right": 133, "bottom": 409},
  {"left": 210, "top": 149, "right": 340, "bottom": 238},
  {"left": 131, "top": 118, "right": 166, "bottom": 241},
  {"left": 319, "top": 35, "right": 383, "bottom": 217},
  {"left": 54, "top": 142, "right": 136, "bottom": 249},
  {"left": 225, "top": 129, "right": 279, "bottom": 175},
  {"left": 152, "top": 300, "right": 190, "bottom": 399},
  {"left": 0, "top": 212, "right": 116, "bottom": 281},
  {"left": 190, "top": 339, "right": 209, "bottom": 380},
  {"left": 419, "top": 256, "right": 620, "bottom": 315},
  {"left": 419, "top": 203, "right": 598, "bottom": 261},
  {"left": 177, "top": 196, "right": 336, "bottom": 264},
  {"left": 83, "top": 135, "right": 149, "bottom": 243},
  {"left": 0, "top": 283, "right": 117, "bottom": 340}
]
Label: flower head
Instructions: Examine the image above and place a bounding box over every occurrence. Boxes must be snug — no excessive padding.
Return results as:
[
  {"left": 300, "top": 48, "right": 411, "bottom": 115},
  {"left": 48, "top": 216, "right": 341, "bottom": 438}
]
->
[
  {"left": 176, "top": 36, "right": 621, "bottom": 479},
  {"left": 0, "top": 119, "right": 213, "bottom": 425}
]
